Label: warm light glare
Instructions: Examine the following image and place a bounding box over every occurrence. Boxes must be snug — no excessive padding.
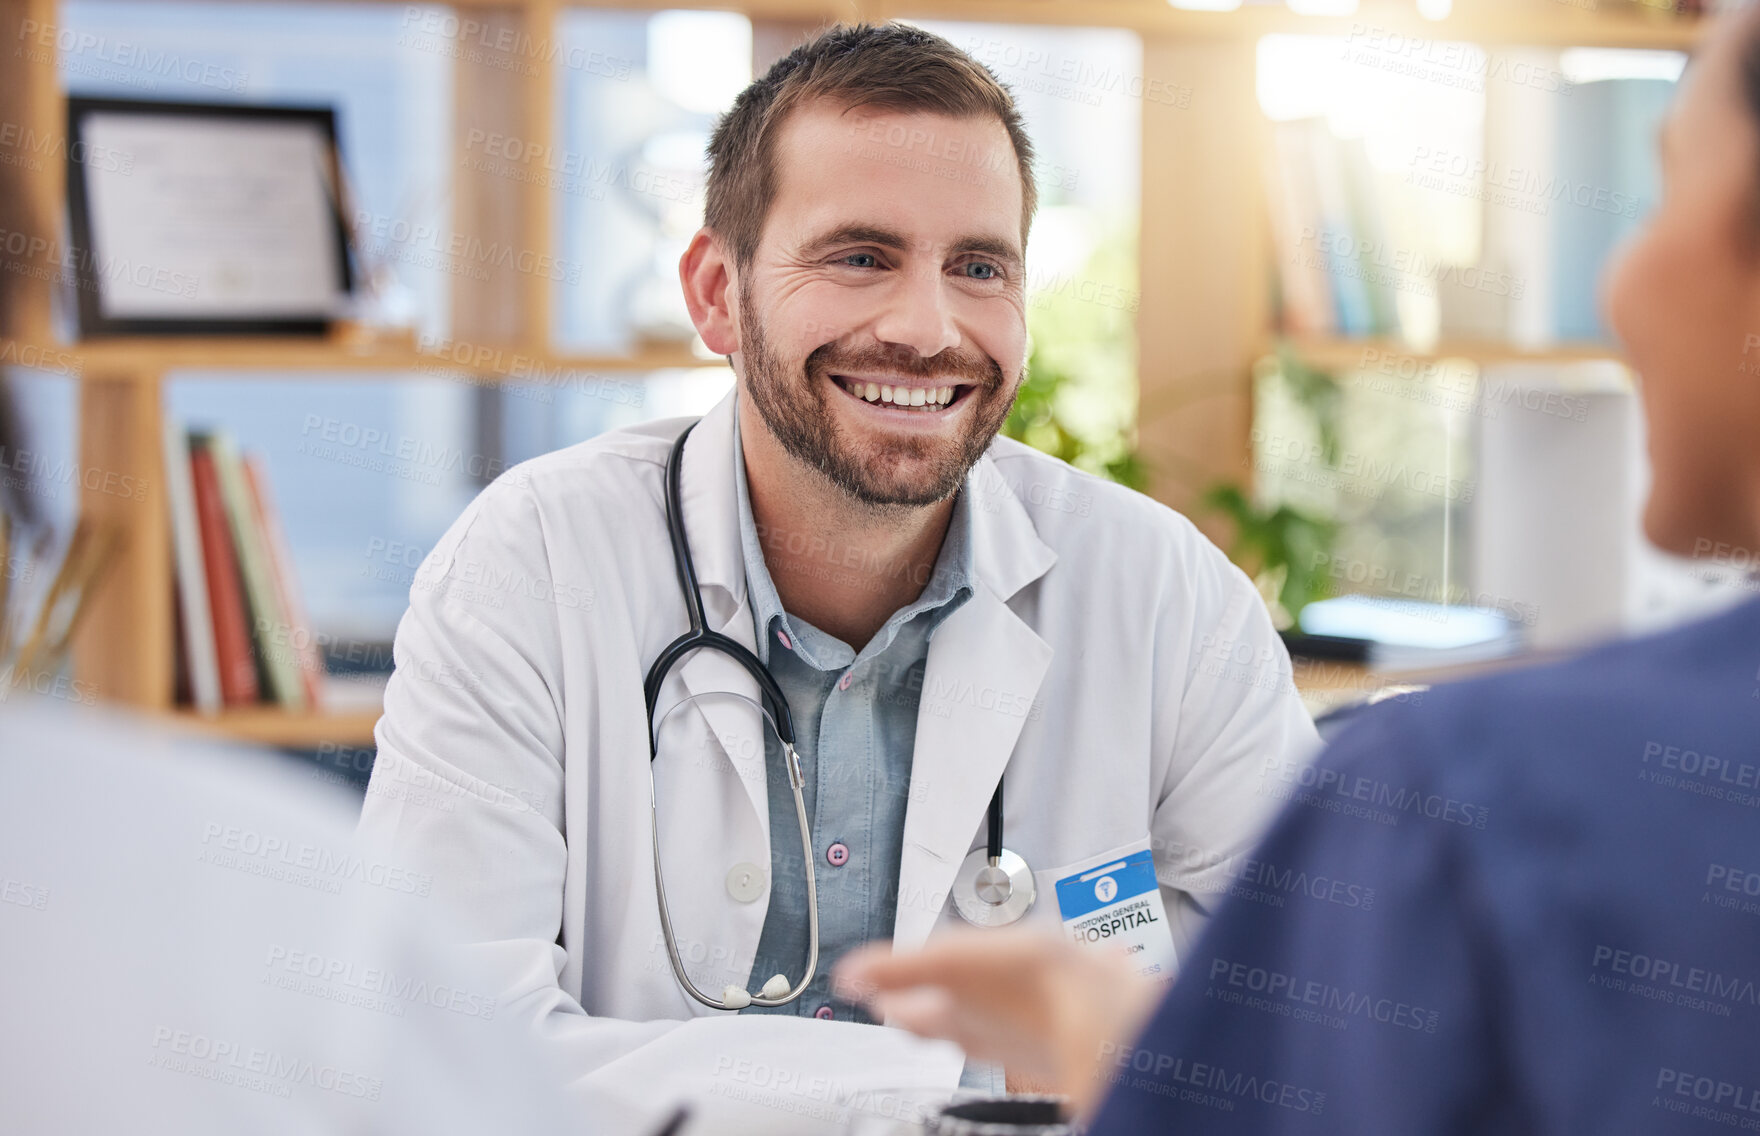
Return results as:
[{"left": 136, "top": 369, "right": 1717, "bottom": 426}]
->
[
  {"left": 1255, "top": 33, "right": 1486, "bottom": 337},
  {"left": 1417, "top": 0, "right": 1452, "bottom": 20},
  {"left": 1167, "top": 0, "right": 1243, "bottom": 10},
  {"left": 647, "top": 11, "right": 752, "bottom": 115},
  {"left": 1559, "top": 48, "right": 1688, "bottom": 85},
  {"left": 1286, "top": 0, "right": 1360, "bottom": 15},
  {"left": 1023, "top": 207, "right": 1096, "bottom": 288}
]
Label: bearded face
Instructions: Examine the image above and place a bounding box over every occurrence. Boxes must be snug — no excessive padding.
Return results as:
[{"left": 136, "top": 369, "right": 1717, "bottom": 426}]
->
[
  {"left": 728, "top": 104, "right": 1030, "bottom": 508},
  {"left": 739, "top": 284, "right": 1019, "bottom": 507}
]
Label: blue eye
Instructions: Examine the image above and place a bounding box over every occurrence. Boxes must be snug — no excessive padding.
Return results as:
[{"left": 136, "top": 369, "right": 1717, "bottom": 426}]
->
[
  {"left": 962, "top": 262, "right": 998, "bottom": 280},
  {"left": 842, "top": 253, "right": 878, "bottom": 268}
]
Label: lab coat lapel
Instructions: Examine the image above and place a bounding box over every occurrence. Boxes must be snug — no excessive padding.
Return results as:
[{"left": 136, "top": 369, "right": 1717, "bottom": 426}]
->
[
  {"left": 668, "top": 390, "right": 770, "bottom": 839},
  {"left": 893, "top": 453, "right": 1058, "bottom": 953}
]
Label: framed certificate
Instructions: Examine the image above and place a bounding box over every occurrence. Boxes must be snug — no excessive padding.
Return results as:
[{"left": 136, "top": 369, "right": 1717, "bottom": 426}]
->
[{"left": 65, "top": 97, "right": 355, "bottom": 337}]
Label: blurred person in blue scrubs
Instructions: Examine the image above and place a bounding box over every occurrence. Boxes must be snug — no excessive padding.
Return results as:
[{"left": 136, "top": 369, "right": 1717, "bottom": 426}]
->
[{"left": 838, "top": 6, "right": 1760, "bottom": 1133}]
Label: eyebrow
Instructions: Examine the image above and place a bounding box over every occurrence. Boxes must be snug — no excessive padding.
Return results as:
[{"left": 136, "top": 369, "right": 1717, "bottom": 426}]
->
[{"left": 799, "top": 224, "right": 1024, "bottom": 267}]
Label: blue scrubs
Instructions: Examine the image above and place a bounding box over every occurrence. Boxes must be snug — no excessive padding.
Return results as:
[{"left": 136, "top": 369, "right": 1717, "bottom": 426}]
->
[{"left": 1091, "top": 597, "right": 1760, "bottom": 1135}]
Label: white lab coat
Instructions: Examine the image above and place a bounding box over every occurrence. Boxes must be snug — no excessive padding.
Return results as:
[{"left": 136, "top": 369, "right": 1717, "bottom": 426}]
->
[{"left": 361, "top": 388, "right": 1320, "bottom": 1133}]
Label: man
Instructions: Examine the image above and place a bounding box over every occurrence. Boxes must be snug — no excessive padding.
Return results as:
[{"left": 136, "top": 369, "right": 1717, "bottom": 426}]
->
[
  {"left": 837, "top": 7, "right": 1760, "bottom": 1133},
  {"left": 361, "top": 21, "right": 1316, "bottom": 1130}
]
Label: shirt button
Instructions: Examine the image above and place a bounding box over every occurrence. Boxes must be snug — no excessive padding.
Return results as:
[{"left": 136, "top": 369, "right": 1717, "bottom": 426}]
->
[
  {"left": 814, "top": 1005, "right": 835, "bottom": 1020},
  {"left": 838, "top": 671, "right": 853, "bottom": 691},
  {"left": 826, "top": 842, "right": 850, "bottom": 867},
  {"left": 776, "top": 629, "right": 792, "bottom": 651},
  {"left": 725, "top": 862, "right": 766, "bottom": 903}
]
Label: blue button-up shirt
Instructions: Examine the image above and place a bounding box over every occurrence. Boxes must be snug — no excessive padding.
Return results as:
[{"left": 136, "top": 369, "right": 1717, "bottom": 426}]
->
[{"left": 732, "top": 416, "right": 975, "bottom": 1023}]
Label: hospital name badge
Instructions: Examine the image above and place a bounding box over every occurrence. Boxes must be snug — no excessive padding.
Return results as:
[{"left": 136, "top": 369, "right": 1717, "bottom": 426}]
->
[{"left": 1054, "top": 848, "right": 1176, "bottom": 980}]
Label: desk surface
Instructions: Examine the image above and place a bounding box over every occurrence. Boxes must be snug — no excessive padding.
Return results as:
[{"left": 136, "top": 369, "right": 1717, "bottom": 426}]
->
[{"left": 1291, "top": 649, "right": 1563, "bottom": 720}]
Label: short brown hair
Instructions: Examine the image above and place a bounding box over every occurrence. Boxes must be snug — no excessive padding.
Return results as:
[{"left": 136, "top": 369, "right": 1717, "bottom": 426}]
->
[{"left": 704, "top": 21, "right": 1037, "bottom": 273}]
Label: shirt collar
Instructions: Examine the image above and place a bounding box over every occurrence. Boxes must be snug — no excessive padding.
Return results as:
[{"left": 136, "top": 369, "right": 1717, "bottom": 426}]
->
[
  {"left": 732, "top": 411, "right": 976, "bottom": 666},
  {"left": 672, "top": 389, "right": 1057, "bottom": 635}
]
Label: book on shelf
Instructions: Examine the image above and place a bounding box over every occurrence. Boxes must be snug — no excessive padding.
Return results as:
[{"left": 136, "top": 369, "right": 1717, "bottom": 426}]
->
[
  {"left": 182, "top": 439, "right": 258, "bottom": 706},
  {"left": 202, "top": 431, "right": 298, "bottom": 708},
  {"left": 161, "top": 419, "right": 221, "bottom": 713},
  {"left": 1264, "top": 119, "right": 1332, "bottom": 337},
  {"left": 244, "top": 452, "right": 324, "bottom": 709},
  {"left": 1266, "top": 65, "right": 1672, "bottom": 353},
  {"left": 1480, "top": 63, "right": 1671, "bottom": 349},
  {"left": 1266, "top": 118, "right": 1403, "bottom": 341},
  {"left": 166, "top": 424, "right": 324, "bottom": 714},
  {"left": 1546, "top": 77, "right": 1673, "bottom": 343}
]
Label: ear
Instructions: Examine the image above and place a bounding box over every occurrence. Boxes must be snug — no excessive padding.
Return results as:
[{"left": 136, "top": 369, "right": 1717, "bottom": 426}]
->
[{"left": 679, "top": 227, "right": 740, "bottom": 356}]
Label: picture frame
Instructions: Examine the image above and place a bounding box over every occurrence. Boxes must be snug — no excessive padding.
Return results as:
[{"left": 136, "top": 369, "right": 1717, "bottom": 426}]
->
[{"left": 64, "top": 96, "right": 355, "bottom": 337}]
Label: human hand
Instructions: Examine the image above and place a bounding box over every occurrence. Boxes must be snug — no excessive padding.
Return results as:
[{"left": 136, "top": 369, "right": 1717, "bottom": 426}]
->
[
  {"left": 1003, "top": 1067, "right": 1057, "bottom": 1096},
  {"left": 833, "top": 929, "right": 1160, "bottom": 1119}
]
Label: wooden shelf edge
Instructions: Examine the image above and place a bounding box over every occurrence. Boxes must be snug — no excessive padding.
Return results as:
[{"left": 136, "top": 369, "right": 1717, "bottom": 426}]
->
[
  {"left": 151, "top": 0, "right": 1701, "bottom": 49},
  {"left": 165, "top": 705, "right": 383, "bottom": 749},
  {"left": 1273, "top": 334, "right": 1633, "bottom": 370},
  {"left": 0, "top": 334, "right": 716, "bottom": 378},
  {"left": 0, "top": 1, "right": 1695, "bottom": 51},
  {"left": 866, "top": 0, "right": 1704, "bottom": 48}
]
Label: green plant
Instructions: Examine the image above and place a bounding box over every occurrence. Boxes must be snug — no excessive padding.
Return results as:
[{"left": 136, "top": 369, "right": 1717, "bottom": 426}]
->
[
  {"left": 1271, "top": 345, "right": 1346, "bottom": 469},
  {"left": 1198, "top": 344, "right": 1346, "bottom": 628},
  {"left": 1002, "top": 344, "right": 1147, "bottom": 490},
  {"left": 1200, "top": 483, "right": 1338, "bottom": 629},
  {"left": 1002, "top": 216, "right": 1145, "bottom": 490}
]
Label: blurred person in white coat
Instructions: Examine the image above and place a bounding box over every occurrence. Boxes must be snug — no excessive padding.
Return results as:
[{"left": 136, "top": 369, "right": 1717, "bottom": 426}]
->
[
  {"left": 0, "top": 694, "right": 586, "bottom": 1135},
  {"left": 360, "top": 20, "right": 1318, "bottom": 1131}
]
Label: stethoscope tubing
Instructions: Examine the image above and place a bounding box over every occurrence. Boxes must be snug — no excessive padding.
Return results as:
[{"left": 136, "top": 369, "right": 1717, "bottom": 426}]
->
[
  {"left": 646, "top": 423, "right": 797, "bottom": 753},
  {"left": 647, "top": 723, "right": 818, "bottom": 1010},
  {"left": 642, "top": 420, "right": 1026, "bottom": 1011},
  {"left": 645, "top": 423, "right": 817, "bottom": 1009}
]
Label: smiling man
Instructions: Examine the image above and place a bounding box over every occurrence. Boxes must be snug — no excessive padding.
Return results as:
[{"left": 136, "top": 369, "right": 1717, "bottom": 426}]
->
[{"left": 360, "top": 21, "right": 1318, "bottom": 1130}]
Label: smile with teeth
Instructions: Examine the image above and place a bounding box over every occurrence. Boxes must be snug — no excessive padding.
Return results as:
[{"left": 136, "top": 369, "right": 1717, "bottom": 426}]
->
[{"left": 832, "top": 375, "right": 963, "bottom": 411}]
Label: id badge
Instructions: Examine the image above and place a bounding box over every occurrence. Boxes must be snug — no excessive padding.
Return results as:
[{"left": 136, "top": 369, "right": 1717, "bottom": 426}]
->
[{"left": 1054, "top": 848, "right": 1177, "bottom": 979}]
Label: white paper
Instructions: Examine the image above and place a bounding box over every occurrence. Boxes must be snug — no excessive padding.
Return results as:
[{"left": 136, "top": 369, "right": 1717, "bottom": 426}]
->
[{"left": 81, "top": 113, "right": 346, "bottom": 320}]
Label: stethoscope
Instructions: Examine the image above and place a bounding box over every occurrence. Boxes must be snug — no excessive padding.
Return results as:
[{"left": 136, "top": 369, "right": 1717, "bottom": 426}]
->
[{"left": 643, "top": 422, "right": 1036, "bottom": 1012}]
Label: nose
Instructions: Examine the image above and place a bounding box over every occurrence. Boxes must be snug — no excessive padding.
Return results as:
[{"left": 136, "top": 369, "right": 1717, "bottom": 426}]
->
[{"left": 870, "top": 266, "right": 961, "bottom": 361}]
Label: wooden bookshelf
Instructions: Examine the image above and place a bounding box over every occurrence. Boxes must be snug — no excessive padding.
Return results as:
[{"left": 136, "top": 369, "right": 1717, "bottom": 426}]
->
[
  {"left": 1278, "top": 334, "right": 1637, "bottom": 372},
  {"left": 0, "top": 0, "right": 1705, "bottom": 748}
]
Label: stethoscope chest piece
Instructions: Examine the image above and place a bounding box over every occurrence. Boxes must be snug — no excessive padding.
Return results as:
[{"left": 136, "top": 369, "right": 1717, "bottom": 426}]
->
[{"left": 952, "top": 847, "right": 1035, "bottom": 926}]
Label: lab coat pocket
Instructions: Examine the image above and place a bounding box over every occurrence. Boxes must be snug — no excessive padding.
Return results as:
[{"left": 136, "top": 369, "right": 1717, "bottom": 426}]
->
[{"left": 1034, "top": 834, "right": 1178, "bottom": 980}]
